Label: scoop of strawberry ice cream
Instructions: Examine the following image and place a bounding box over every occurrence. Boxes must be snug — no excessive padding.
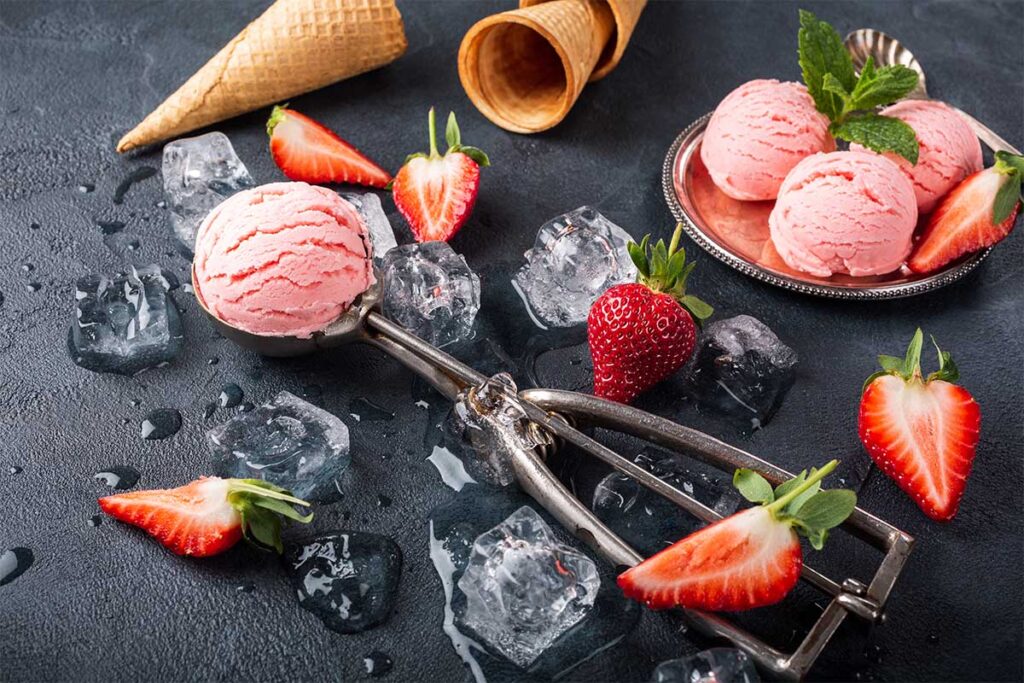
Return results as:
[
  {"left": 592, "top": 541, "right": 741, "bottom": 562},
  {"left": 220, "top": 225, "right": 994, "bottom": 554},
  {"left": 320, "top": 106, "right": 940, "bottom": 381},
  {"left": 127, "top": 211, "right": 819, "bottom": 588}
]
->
[
  {"left": 700, "top": 79, "right": 835, "bottom": 201},
  {"left": 193, "top": 182, "right": 374, "bottom": 338},
  {"left": 769, "top": 151, "right": 918, "bottom": 277},
  {"left": 850, "top": 100, "right": 982, "bottom": 214}
]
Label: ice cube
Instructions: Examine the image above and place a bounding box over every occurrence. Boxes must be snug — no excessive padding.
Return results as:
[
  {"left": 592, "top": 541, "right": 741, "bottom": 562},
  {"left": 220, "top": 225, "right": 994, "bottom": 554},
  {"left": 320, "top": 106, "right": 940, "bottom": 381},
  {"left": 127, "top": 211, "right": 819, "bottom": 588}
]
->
[
  {"left": 513, "top": 206, "right": 638, "bottom": 328},
  {"left": 283, "top": 532, "right": 403, "bottom": 634},
  {"left": 451, "top": 374, "right": 547, "bottom": 487},
  {"left": 651, "top": 648, "right": 760, "bottom": 683},
  {"left": 381, "top": 241, "right": 481, "bottom": 347},
  {"left": 68, "top": 264, "right": 183, "bottom": 375},
  {"left": 591, "top": 454, "right": 741, "bottom": 557},
  {"left": 456, "top": 506, "right": 600, "bottom": 668},
  {"left": 685, "top": 315, "right": 798, "bottom": 430},
  {"left": 162, "top": 132, "right": 254, "bottom": 252},
  {"left": 207, "top": 391, "right": 350, "bottom": 501},
  {"left": 342, "top": 192, "right": 398, "bottom": 262}
]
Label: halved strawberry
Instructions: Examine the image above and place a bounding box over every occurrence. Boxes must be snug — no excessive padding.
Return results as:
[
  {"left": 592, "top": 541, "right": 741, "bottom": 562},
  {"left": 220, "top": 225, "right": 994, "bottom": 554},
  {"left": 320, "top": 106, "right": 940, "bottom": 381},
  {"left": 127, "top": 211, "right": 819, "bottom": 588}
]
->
[
  {"left": 391, "top": 108, "right": 489, "bottom": 242},
  {"left": 859, "top": 330, "right": 981, "bottom": 521},
  {"left": 267, "top": 105, "right": 391, "bottom": 188},
  {"left": 618, "top": 462, "right": 855, "bottom": 612},
  {"left": 99, "top": 477, "right": 312, "bottom": 557},
  {"left": 909, "top": 152, "right": 1023, "bottom": 273}
]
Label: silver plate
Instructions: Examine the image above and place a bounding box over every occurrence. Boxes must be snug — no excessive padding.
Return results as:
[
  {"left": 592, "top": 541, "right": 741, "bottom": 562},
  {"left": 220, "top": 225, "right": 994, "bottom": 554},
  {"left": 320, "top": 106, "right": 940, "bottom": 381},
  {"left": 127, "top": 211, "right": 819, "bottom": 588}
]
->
[{"left": 662, "top": 113, "right": 990, "bottom": 300}]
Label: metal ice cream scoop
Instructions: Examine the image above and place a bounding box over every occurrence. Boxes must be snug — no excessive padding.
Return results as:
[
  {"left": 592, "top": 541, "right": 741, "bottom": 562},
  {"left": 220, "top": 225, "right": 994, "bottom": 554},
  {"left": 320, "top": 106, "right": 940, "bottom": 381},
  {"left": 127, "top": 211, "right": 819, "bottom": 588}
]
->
[
  {"left": 844, "top": 28, "right": 1020, "bottom": 154},
  {"left": 193, "top": 270, "right": 913, "bottom": 680}
]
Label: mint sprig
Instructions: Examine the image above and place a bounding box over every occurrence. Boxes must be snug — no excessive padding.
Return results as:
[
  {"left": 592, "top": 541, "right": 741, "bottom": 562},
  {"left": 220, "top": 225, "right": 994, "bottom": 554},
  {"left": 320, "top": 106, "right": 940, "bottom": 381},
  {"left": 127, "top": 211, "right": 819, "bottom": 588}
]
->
[
  {"left": 798, "top": 9, "right": 920, "bottom": 164},
  {"left": 993, "top": 151, "right": 1024, "bottom": 224},
  {"left": 733, "top": 460, "right": 857, "bottom": 550}
]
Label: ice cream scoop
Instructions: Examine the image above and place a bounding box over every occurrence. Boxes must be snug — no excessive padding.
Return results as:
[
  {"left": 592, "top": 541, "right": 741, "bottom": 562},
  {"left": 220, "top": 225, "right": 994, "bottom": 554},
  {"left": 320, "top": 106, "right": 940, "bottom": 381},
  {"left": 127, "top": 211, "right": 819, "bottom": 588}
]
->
[
  {"left": 850, "top": 100, "right": 982, "bottom": 214},
  {"left": 193, "top": 181, "right": 374, "bottom": 338},
  {"left": 700, "top": 80, "right": 835, "bottom": 201},
  {"left": 769, "top": 151, "right": 917, "bottom": 277}
]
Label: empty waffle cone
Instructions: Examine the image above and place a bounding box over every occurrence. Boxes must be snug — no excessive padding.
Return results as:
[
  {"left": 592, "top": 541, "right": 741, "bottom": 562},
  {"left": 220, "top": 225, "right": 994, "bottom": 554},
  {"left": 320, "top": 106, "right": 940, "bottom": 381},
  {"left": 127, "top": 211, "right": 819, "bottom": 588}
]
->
[
  {"left": 117, "top": 0, "right": 407, "bottom": 153},
  {"left": 458, "top": 0, "right": 645, "bottom": 133}
]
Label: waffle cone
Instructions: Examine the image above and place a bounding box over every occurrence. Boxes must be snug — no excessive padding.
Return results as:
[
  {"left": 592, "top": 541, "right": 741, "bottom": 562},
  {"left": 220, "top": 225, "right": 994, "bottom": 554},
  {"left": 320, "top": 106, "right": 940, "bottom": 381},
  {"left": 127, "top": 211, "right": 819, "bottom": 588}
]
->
[
  {"left": 116, "top": 0, "right": 406, "bottom": 152},
  {"left": 458, "top": 0, "right": 615, "bottom": 133}
]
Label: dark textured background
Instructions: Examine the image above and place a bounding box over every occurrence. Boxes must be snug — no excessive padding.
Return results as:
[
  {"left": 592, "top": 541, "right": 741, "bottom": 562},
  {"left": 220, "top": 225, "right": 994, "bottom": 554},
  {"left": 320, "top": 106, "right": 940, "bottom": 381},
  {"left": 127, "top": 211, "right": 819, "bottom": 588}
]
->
[{"left": 1, "top": 1, "right": 1021, "bottom": 681}]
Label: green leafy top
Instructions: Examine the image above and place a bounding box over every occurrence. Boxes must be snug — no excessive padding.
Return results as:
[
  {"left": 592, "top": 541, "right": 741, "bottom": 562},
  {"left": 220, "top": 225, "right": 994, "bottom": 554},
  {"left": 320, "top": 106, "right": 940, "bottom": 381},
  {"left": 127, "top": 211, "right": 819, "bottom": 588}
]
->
[
  {"left": 404, "top": 107, "right": 490, "bottom": 167},
  {"left": 225, "top": 479, "right": 313, "bottom": 554},
  {"left": 627, "top": 223, "right": 713, "bottom": 325},
  {"left": 993, "top": 151, "right": 1024, "bottom": 224},
  {"left": 798, "top": 9, "right": 920, "bottom": 164},
  {"left": 862, "top": 328, "right": 961, "bottom": 393},
  {"left": 733, "top": 460, "right": 857, "bottom": 550}
]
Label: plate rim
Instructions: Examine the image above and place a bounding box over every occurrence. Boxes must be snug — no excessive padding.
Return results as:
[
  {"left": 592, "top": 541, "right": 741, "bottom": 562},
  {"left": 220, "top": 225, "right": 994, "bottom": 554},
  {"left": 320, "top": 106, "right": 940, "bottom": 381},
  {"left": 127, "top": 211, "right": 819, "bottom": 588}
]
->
[{"left": 661, "top": 113, "right": 991, "bottom": 300}]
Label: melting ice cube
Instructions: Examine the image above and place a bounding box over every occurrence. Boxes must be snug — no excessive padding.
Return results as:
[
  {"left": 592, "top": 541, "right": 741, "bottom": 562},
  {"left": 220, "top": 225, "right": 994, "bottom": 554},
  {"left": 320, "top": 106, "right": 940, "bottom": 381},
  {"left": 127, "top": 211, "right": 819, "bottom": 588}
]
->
[
  {"left": 342, "top": 192, "right": 398, "bottom": 262},
  {"left": 207, "top": 391, "right": 350, "bottom": 501},
  {"left": 283, "top": 532, "right": 403, "bottom": 634},
  {"left": 591, "top": 453, "right": 741, "bottom": 557},
  {"left": 512, "top": 206, "right": 637, "bottom": 328},
  {"left": 685, "top": 315, "right": 797, "bottom": 430},
  {"left": 651, "top": 648, "right": 761, "bottom": 683},
  {"left": 456, "top": 506, "right": 600, "bottom": 669},
  {"left": 162, "top": 131, "right": 254, "bottom": 252},
  {"left": 381, "top": 241, "right": 481, "bottom": 347},
  {"left": 68, "top": 264, "right": 184, "bottom": 375},
  {"left": 451, "top": 373, "right": 547, "bottom": 487}
]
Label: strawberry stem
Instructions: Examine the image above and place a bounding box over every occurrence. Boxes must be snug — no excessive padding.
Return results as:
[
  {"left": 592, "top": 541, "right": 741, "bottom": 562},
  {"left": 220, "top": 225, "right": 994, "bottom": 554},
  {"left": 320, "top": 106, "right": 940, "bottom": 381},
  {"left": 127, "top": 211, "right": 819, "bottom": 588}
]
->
[
  {"left": 766, "top": 459, "right": 838, "bottom": 514},
  {"left": 427, "top": 107, "right": 439, "bottom": 158}
]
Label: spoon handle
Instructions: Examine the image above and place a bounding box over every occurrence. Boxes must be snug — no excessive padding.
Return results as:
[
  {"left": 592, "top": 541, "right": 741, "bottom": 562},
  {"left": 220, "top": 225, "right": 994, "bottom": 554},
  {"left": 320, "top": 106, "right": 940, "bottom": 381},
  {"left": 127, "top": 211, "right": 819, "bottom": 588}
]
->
[{"left": 950, "top": 105, "right": 1021, "bottom": 155}]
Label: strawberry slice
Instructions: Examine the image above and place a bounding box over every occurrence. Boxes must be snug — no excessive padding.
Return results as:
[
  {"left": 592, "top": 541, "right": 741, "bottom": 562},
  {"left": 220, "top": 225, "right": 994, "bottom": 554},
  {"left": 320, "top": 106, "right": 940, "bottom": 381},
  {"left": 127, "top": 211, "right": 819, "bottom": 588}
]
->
[
  {"left": 618, "top": 461, "right": 856, "bottom": 612},
  {"left": 392, "top": 108, "right": 490, "bottom": 242},
  {"left": 267, "top": 105, "right": 391, "bottom": 188},
  {"left": 909, "top": 152, "right": 1023, "bottom": 273},
  {"left": 99, "top": 477, "right": 313, "bottom": 557},
  {"left": 859, "top": 330, "right": 981, "bottom": 521}
]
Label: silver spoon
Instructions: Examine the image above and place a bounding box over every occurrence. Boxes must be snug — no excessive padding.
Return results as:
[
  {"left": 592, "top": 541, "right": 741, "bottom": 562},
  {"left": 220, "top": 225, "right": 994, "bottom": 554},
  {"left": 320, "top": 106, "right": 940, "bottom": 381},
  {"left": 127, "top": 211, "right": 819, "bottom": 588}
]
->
[{"left": 845, "top": 28, "right": 1020, "bottom": 154}]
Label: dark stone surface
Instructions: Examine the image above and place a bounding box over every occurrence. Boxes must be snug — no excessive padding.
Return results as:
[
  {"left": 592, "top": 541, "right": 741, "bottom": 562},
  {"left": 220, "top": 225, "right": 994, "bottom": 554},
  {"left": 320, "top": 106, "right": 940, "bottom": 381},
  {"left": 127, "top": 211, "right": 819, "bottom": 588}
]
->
[{"left": 0, "top": 1, "right": 1021, "bottom": 681}]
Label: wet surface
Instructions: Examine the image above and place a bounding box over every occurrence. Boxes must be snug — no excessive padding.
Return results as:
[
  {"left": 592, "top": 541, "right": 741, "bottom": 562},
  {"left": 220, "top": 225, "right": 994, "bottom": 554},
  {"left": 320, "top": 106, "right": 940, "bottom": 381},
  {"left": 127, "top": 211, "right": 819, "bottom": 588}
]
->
[{"left": 0, "top": 1, "right": 1021, "bottom": 682}]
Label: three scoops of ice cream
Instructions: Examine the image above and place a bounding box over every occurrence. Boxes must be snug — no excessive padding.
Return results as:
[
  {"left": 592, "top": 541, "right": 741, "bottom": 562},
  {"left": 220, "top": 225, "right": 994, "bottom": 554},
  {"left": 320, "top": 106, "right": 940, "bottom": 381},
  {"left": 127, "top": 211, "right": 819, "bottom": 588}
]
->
[{"left": 699, "top": 79, "right": 982, "bottom": 277}]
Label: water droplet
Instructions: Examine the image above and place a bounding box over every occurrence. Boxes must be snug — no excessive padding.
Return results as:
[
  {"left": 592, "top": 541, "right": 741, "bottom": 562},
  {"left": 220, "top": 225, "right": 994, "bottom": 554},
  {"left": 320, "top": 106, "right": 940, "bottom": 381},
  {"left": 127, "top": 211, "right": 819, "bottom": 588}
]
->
[
  {"left": 30, "top": 222, "right": 40, "bottom": 230},
  {"left": 26, "top": 282, "right": 41, "bottom": 293},
  {"left": 349, "top": 398, "right": 395, "bottom": 422},
  {"left": 415, "top": 400, "right": 430, "bottom": 410},
  {"left": 203, "top": 402, "right": 217, "bottom": 420},
  {"left": 155, "top": 200, "right": 166, "bottom": 209},
  {"left": 426, "top": 446, "right": 476, "bottom": 492},
  {"left": 207, "top": 356, "right": 219, "bottom": 366},
  {"left": 88, "top": 515, "right": 103, "bottom": 527},
  {"left": 94, "top": 466, "right": 140, "bottom": 489},
  {"left": 237, "top": 401, "right": 254, "bottom": 413},
  {"left": 96, "top": 220, "right": 125, "bottom": 235},
  {"left": 8, "top": 466, "right": 23, "bottom": 475},
  {"left": 0, "top": 548, "right": 34, "bottom": 585},
  {"left": 20, "top": 263, "right": 34, "bottom": 273},
  {"left": 140, "top": 409, "right": 182, "bottom": 440},
  {"left": 181, "top": 283, "right": 194, "bottom": 295},
  {"left": 113, "top": 166, "right": 157, "bottom": 204},
  {"left": 236, "top": 583, "right": 255, "bottom": 594},
  {"left": 927, "top": 634, "right": 939, "bottom": 644},
  {"left": 129, "top": 399, "right": 141, "bottom": 408},
  {"left": 363, "top": 651, "right": 393, "bottom": 678},
  {"left": 301, "top": 384, "right": 323, "bottom": 403},
  {"left": 77, "top": 183, "right": 95, "bottom": 193},
  {"left": 218, "top": 383, "right": 244, "bottom": 408},
  {"left": 377, "top": 494, "right": 392, "bottom": 508}
]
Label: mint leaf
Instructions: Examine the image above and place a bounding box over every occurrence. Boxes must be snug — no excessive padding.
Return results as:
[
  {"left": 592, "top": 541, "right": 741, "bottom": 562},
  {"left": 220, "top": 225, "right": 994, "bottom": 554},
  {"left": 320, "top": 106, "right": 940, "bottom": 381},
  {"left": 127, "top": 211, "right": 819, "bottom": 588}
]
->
[
  {"left": 798, "top": 9, "right": 857, "bottom": 120},
  {"left": 822, "top": 73, "right": 851, "bottom": 101},
  {"left": 848, "top": 64, "right": 919, "bottom": 111},
  {"left": 733, "top": 469, "right": 774, "bottom": 504},
  {"left": 830, "top": 113, "right": 920, "bottom": 164},
  {"left": 992, "top": 171, "right": 1022, "bottom": 225}
]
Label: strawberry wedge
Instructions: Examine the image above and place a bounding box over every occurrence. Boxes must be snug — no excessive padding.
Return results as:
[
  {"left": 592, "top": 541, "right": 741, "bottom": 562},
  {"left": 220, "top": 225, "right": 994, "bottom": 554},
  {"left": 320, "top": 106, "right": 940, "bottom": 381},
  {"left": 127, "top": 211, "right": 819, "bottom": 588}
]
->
[{"left": 619, "top": 461, "right": 855, "bottom": 612}]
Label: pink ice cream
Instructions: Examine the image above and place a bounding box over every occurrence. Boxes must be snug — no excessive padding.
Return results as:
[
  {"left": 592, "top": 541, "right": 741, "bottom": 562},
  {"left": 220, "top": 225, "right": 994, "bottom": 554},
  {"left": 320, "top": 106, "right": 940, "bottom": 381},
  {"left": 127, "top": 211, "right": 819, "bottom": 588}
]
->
[
  {"left": 769, "top": 151, "right": 917, "bottom": 277},
  {"left": 851, "top": 100, "right": 982, "bottom": 214},
  {"left": 194, "top": 182, "right": 374, "bottom": 338},
  {"left": 700, "top": 79, "right": 835, "bottom": 201}
]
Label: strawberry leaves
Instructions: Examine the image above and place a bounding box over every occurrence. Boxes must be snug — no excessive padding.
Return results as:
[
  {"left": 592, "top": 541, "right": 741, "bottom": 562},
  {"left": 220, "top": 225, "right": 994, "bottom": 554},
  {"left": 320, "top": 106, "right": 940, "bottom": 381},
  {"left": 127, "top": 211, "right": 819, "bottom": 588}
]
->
[
  {"left": 226, "top": 479, "right": 313, "bottom": 553},
  {"left": 627, "top": 223, "right": 713, "bottom": 324},
  {"left": 733, "top": 460, "right": 857, "bottom": 550},
  {"left": 993, "top": 151, "right": 1024, "bottom": 224},
  {"left": 863, "top": 328, "right": 962, "bottom": 392},
  {"left": 445, "top": 111, "right": 490, "bottom": 167},
  {"left": 798, "top": 9, "right": 920, "bottom": 163}
]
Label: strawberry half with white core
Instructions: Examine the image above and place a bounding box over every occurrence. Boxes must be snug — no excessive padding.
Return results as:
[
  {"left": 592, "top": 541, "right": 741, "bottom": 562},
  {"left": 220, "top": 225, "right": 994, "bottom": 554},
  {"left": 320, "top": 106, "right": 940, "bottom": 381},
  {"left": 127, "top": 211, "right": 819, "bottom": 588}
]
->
[
  {"left": 859, "top": 329, "right": 981, "bottom": 521},
  {"left": 391, "top": 108, "right": 490, "bottom": 242},
  {"left": 267, "top": 105, "right": 392, "bottom": 188},
  {"left": 588, "top": 224, "right": 712, "bottom": 404},
  {"left": 909, "top": 151, "right": 1023, "bottom": 274},
  {"left": 618, "top": 461, "right": 856, "bottom": 612},
  {"left": 99, "top": 477, "right": 313, "bottom": 557}
]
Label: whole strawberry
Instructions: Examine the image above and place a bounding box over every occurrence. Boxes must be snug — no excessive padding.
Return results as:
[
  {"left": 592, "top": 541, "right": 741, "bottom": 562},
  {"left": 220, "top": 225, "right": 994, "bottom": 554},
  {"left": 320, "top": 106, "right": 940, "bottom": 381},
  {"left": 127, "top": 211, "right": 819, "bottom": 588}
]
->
[
  {"left": 858, "top": 329, "right": 981, "bottom": 521},
  {"left": 588, "top": 224, "right": 712, "bottom": 404}
]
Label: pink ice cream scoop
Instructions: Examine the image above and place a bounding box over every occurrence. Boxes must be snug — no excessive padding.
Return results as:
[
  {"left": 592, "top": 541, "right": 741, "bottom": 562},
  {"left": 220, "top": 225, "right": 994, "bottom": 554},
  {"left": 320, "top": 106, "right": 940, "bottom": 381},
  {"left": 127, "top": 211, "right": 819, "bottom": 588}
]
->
[
  {"left": 193, "top": 181, "right": 374, "bottom": 338},
  {"left": 850, "top": 100, "right": 982, "bottom": 214},
  {"left": 769, "top": 151, "right": 918, "bottom": 277},
  {"left": 700, "top": 79, "right": 835, "bottom": 201}
]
